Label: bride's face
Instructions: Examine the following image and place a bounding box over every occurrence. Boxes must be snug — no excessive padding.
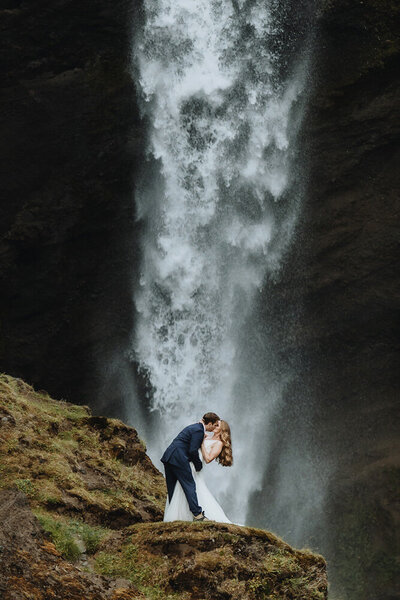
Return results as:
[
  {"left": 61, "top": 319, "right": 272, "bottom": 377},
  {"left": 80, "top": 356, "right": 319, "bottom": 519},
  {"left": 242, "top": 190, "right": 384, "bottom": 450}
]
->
[{"left": 212, "top": 421, "right": 221, "bottom": 435}]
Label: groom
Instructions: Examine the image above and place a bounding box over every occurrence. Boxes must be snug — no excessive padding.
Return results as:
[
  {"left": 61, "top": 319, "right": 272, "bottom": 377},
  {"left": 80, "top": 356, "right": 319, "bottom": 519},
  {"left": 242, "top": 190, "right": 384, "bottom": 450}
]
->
[{"left": 161, "top": 412, "right": 220, "bottom": 521}]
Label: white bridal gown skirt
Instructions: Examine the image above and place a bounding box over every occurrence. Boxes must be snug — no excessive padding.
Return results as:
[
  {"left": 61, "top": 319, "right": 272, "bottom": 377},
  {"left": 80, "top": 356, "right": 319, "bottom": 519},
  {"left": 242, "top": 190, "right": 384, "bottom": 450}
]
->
[{"left": 163, "top": 456, "right": 232, "bottom": 523}]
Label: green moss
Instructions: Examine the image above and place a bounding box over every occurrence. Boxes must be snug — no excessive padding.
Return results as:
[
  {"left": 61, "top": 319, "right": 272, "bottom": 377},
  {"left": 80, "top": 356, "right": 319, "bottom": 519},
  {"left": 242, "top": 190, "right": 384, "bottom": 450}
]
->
[
  {"left": 92, "top": 522, "right": 326, "bottom": 600},
  {"left": 95, "top": 545, "right": 139, "bottom": 578},
  {"left": 222, "top": 532, "right": 240, "bottom": 542},
  {"left": 36, "top": 510, "right": 110, "bottom": 561},
  {"left": 248, "top": 576, "right": 273, "bottom": 597},
  {"left": 4, "top": 437, "right": 19, "bottom": 454},
  {"left": 95, "top": 545, "right": 185, "bottom": 599},
  {"left": 264, "top": 549, "right": 301, "bottom": 574},
  {"left": 0, "top": 373, "right": 166, "bottom": 523},
  {"left": 36, "top": 512, "right": 81, "bottom": 561},
  {"left": 15, "top": 478, "right": 35, "bottom": 496}
]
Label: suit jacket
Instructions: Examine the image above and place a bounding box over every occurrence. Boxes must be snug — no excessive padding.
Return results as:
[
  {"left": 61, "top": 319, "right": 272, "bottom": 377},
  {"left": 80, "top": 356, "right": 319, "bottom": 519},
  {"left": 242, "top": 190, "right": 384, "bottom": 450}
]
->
[{"left": 161, "top": 423, "right": 204, "bottom": 472}]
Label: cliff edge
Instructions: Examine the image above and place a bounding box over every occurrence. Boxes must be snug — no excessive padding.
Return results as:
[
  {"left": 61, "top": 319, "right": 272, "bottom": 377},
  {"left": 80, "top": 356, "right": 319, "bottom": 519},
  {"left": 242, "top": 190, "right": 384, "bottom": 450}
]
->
[{"left": 0, "top": 374, "right": 327, "bottom": 599}]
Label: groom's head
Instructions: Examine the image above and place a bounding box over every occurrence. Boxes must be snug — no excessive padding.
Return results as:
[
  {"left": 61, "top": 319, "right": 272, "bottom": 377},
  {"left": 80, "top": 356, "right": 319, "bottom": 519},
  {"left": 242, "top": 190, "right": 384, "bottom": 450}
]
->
[{"left": 202, "top": 412, "right": 220, "bottom": 431}]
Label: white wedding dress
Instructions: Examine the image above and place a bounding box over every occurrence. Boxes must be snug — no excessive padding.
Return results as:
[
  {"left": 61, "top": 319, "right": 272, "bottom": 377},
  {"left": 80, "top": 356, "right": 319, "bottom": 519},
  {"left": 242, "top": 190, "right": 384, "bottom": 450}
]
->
[{"left": 163, "top": 438, "right": 232, "bottom": 523}]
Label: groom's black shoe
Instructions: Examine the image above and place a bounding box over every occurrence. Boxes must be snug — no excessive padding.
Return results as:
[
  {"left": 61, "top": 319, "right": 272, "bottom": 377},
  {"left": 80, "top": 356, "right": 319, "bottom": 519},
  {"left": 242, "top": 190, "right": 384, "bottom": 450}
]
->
[{"left": 193, "top": 511, "right": 209, "bottom": 522}]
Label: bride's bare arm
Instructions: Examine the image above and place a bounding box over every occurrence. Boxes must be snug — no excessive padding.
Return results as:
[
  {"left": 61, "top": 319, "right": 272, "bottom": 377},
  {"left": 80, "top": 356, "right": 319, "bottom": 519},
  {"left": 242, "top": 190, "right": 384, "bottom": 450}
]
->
[{"left": 201, "top": 440, "right": 223, "bottom": 464}]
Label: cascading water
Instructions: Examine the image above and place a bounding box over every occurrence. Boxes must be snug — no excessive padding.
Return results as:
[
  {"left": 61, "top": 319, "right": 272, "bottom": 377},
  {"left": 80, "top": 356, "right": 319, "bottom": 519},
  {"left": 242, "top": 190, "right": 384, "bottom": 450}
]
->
[{"left": 132, "top": 0, "right": 313, "bottom": 523}]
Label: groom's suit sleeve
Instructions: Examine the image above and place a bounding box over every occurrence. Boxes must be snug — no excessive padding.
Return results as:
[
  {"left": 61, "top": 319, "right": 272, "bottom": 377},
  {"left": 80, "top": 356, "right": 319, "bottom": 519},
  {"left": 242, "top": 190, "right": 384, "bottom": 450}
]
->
[{"left": 189, "top": 426, "right": 203, "bottom": 472}]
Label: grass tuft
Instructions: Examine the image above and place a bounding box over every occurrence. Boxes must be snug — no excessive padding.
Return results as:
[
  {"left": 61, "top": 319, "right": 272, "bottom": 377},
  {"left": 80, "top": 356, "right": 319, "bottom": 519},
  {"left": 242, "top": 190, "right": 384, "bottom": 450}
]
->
[
  {"left": 15, "top": 478, "right": 35, "bottom": 496},
  {"left": 95, "top": 545, "right": 186, "bottom": 600},
  {"left": 35, "top": 510, "right": 110, "bottom": 561}
]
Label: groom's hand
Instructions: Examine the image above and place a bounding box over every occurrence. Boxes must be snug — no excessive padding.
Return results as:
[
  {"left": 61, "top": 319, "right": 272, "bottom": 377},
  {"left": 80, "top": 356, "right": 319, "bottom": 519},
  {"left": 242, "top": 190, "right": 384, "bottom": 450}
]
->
[{"left": 195, "top": 463, "right": 203, "bottom": 472}]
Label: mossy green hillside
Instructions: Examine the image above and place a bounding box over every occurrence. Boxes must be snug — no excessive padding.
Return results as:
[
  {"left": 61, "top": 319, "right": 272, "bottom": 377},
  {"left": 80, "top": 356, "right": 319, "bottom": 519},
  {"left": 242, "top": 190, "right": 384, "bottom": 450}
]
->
[
  {"left": 0, "top": 373, "right": 166, "bottom": 527},
  {"left": 93, "top": 521, "right": 327, "bottom": 600}
]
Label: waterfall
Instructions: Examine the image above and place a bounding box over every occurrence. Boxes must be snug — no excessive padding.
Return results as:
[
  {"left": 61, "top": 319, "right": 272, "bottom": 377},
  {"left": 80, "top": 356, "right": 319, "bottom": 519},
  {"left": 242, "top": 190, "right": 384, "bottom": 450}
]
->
[{"left": 132, "top": 0, "right": 312, "bottom": 523}]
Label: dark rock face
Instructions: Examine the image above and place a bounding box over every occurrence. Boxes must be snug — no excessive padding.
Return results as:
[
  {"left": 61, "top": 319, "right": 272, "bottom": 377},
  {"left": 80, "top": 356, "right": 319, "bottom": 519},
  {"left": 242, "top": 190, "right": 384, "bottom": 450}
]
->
[
  {"left": 0, "top": 0, "right": 144, "bottom": 411},
  {"left": 306, "top": 8, "right": 400, "bottom": 595},
  {"left": 249, "top": 2, "right": 400, "bottom": 599}
]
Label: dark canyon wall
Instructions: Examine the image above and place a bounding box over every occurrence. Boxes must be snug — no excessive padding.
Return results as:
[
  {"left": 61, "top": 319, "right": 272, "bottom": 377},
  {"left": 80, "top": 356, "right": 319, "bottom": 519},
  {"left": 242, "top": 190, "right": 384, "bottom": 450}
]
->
[
  {"left": 308, "top": 4, "right": 400, "bottom": 596},
  {"left": 0, "top": 0, "right": 143, "bottom": 414},
  {"left": 249, "top": 2, "right": 400, "bottom": 599}
]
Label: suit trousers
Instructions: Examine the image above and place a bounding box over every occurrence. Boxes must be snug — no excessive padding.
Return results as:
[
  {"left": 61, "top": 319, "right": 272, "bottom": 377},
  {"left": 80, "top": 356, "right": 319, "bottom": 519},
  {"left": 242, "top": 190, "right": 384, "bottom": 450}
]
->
[{"left": 164, "top": 461, "right": 202, "bottom": 516}]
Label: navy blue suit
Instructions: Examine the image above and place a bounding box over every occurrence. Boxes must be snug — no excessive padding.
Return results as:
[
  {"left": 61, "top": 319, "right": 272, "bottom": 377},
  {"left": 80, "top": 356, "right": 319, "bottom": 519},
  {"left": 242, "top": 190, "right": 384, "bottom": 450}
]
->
[{"left": 161, "top": 423, "right": 204, "bottom": 516}]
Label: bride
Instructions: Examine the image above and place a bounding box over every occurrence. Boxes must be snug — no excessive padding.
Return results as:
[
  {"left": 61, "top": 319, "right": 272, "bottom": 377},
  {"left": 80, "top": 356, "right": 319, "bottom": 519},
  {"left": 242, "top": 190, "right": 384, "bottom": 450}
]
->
[{"left": 163, "top": 420, "right": 233, "bottom": 523}]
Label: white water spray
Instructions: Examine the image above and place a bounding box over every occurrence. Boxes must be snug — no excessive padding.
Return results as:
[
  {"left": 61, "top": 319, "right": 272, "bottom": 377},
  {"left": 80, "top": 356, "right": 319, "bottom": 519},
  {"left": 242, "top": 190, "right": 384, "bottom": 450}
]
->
[{"left": 133, "top": 0, "right": 309, "bottom": 522}]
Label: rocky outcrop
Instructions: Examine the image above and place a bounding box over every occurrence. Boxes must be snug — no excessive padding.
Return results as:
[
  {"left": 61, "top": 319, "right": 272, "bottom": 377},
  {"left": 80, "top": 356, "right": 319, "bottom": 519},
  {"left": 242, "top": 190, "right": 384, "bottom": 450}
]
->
[
  {"left": 94, "top": 521, "right": 327, "bottom": 600},
  {"left": 0, "top": 374, "right": 327, "bottom": 599},
  {"left": 0, "top": 488, "right": 141, "bottom": 600},
  {"left": 0, "top": 373, "right": 165, "bottom": 526}
]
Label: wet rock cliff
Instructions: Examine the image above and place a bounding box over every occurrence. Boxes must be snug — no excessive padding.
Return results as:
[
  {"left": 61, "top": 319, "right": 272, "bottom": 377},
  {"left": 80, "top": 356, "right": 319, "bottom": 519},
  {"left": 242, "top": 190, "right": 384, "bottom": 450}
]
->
[
  {"left": 0, "top": 0, "right": 143, "bottom": 411},
  {"left": 0, "top": 374, "right": 327, "bottom": 599},
  {"left": 307, "top": 5, "right": 399, "bottom": 599},
  {"left": 249, "top": 1, "right": 399, "bottom": 599}
]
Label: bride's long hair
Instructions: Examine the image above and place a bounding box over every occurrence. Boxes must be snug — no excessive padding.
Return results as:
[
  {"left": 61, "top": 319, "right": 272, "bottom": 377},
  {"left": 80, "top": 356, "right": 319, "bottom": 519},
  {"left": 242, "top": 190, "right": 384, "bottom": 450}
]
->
[{"left": 217, "top": 420, "right": 233, "bottom": 467}]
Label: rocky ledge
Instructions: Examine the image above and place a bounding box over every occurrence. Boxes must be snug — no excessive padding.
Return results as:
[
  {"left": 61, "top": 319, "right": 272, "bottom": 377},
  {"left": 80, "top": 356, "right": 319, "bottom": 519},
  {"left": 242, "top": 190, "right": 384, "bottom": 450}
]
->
[{"left": 0, "top": 374, "right": 327, "bottom": 599}]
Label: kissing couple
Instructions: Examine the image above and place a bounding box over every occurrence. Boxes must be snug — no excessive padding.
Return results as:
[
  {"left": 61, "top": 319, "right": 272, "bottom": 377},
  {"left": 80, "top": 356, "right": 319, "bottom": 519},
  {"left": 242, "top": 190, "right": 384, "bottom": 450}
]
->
[{"left": 161, "top": 412, "right": 233, "bottom": 523}]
